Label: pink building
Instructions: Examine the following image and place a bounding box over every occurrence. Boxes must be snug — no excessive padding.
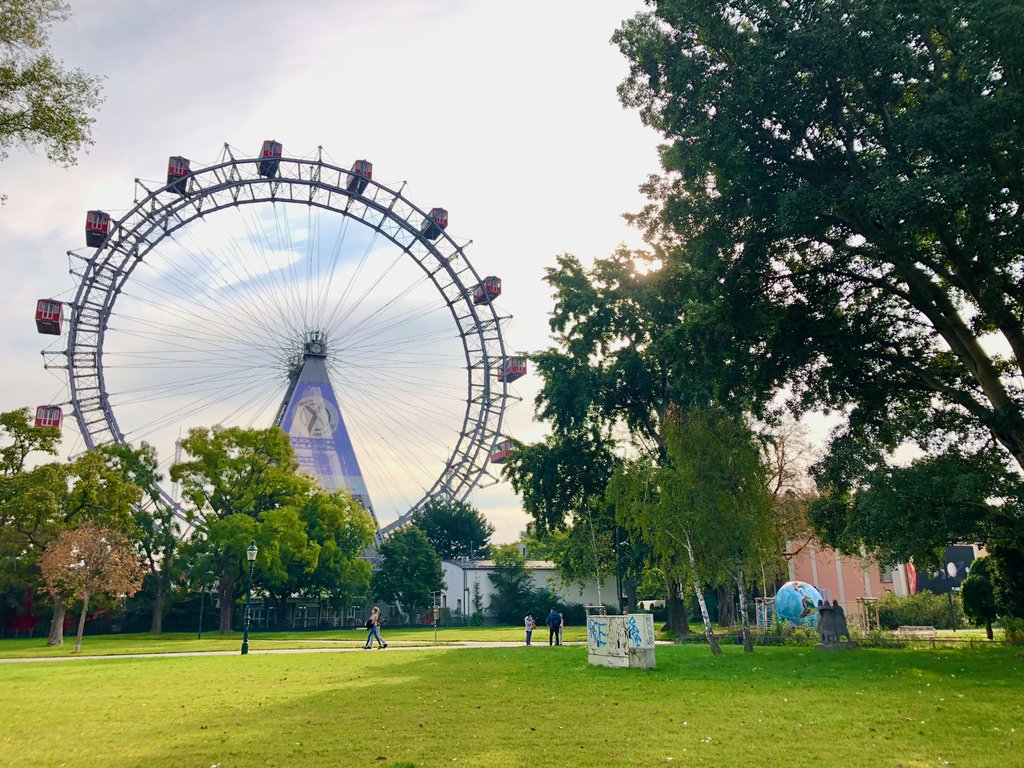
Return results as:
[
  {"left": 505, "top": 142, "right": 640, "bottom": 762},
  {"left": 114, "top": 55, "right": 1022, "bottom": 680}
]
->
[{"left": 785, "top": 538, "right": 912, "bottom": 613}]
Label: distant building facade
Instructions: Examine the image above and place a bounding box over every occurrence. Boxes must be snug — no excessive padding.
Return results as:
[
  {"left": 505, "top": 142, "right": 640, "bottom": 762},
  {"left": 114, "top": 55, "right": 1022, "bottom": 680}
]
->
[
  {"left": 440, "top": 558, "right": 605, "bottom": 619},
  {"left": 785, "top": 538, "right": 911, "bottom": 611}
]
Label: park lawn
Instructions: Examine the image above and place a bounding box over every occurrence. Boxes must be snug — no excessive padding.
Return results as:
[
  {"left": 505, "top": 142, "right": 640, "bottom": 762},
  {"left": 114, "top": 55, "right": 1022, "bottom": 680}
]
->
[
  {"left": 0, "top": 645, "right": 1020, "bottom": 768},
  {"left": 0, "top": 625, "right": 597, "bottom": 658}
]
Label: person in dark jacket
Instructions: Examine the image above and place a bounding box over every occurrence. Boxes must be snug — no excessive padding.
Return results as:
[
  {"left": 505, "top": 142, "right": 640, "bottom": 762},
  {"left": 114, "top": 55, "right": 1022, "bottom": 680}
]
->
[{"left": 545, "top": 608, "right": 561, "bottom": 646}]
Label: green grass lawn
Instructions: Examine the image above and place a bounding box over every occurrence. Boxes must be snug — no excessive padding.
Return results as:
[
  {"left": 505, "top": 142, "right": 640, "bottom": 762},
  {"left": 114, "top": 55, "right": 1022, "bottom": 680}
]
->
[
  {"left": 0, "top": 625, "right": 594, "bottom": 658},
  {"left": 0, "top": 644, "right": 1020, "bottom": 767}
]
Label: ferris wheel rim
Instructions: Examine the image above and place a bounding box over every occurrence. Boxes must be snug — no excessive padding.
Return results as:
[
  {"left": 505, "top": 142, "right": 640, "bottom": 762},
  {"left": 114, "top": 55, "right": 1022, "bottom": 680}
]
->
[{"left": 58, "top": 149, "right": 511, "bottom": 532}]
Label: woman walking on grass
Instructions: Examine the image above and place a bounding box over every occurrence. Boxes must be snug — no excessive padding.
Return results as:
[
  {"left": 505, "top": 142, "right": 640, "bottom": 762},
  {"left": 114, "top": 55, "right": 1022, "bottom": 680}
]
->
[{"left": 364, "top": 606, "right": 387, "bottom": 649}]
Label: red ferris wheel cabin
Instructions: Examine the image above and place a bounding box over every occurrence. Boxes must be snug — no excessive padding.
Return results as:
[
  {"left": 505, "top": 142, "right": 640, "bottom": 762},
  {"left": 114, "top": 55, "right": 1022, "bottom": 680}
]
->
[
  {"left": 490, "top": 439, "right": 514, "bottom": 464},
  {"left": 85, "top": 210, "right": 111, "bottom": 247},
  {"left": 420, "top": 207, "right": 448, "bottom": 241},
  {"left": 166, "top": 156, "right": 190, "bottom": 195},
  {"left": 497, "top": 356, "right": 527, "bottom": 383},
  {"left": 347, "top": 160, "right": 373, "bottom": 194},
  {"left": 473, "top": 276, "right": 501, "bottom": 305},
  {"left": 34, "top": 405, "right": 62, "bottom": 430},
  {"left": 35, "top": 299, "right": 63, "bottom": 335},
  {"left": 259, "top": 140, "right": 282, "bottom": 178}
]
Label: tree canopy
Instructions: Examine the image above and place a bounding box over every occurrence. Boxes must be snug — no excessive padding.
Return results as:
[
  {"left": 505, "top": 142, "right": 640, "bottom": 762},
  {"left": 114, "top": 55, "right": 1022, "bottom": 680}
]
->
[
  {"left": 610, "top": 0, "right": 1024, "bottom": 562},
  {"left": 371, "top": 526, "right": 443, "bottom": 619},
  {"left": 39, "top": 524, "right": 144, "bottom": 653},
  {"left": 171, "top": 425, "right": 313, "bottom": 633},
  {"left": 1, "top": 0, "right": 103, "bottom": 176},
  {"left": 409, "top": 497, "right": 494, "bottom": 560}
]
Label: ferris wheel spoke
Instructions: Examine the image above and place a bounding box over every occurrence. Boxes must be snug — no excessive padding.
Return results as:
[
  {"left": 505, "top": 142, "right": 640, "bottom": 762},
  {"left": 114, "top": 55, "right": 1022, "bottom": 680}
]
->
[
  {"left": 123, "top": 264, "right": 290, "bottom": 354},
  {"left": 338, "top": 364, "right": 469, "bottom": 402},
  {"left": 168, "top": 221, "right": 299, "bottom": 342},
  {"left": 227, "top": 205, "right": 305, "bottom": 336},
  {"left": 107, "top": 362, "right": 280, "bottom": 401},
  {"left": 339, "top": 406, "right": 417, "bottom": 513},
  {"left": 119, "top": 373, "right": 282, "bottom": 442},
  {"left": 339, "top": 396, "right": 432, "bottom": 512},
  {"left": 338, "top": 299, "right": 452, "bottom": 352},
  {"left": 332, "top": 260, "right": 440, "bottom": 342},
  {"left": 139, "top": 228, "right": 289, "bottom": 337},
  {"left": 318, "top": 222, "right": 386, "bottom": 334},
  {"left": 107, "top": 309, "right": 277, "bottom": 350},
  {"left": 103, "top": 315, "right": 286, "bottom": 353},
  {"left": 333, "top": 364, "right": 468, "bottom": 434},
  {"left": 311, "top": 211, "right": 356, "bottom": 332},
  {"left": 338, "top": 327, "right": 463, "bottom": 359},
  {"left": 323, "top": 249, "right": 407, "bottom": 335},
  {"left": 273, "top": 203, "right": 311, "bottom": 330},
  {"left": 334, "top": 364, "right": 466, "bottom": 438},
  {"left": 231, "top": 207, "right": 308, "bottom": 334}
]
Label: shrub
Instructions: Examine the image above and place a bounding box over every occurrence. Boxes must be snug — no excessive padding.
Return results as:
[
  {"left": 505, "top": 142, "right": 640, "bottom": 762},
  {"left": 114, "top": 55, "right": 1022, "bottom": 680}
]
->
[
  {"left": 876, "top": 590, "right": 965, "bottom": 630},
  {"left": 1002, "top": 616, "right": 1024, "bottom": 645}
]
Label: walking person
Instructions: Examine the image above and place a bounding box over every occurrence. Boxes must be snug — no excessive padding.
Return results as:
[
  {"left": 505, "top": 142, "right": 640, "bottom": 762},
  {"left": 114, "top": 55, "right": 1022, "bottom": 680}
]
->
[
  {"left": 545, "top": 608, "right": 560, "bottom": 646},
  {"left": 363, "top": 606, "right": 387, "bottom": 649},
  {"left": 525, "top": 613, "right": 536, "bottom": 646},
  {"left": 557, "top": 611, "right": 565, "bottom": 646}
]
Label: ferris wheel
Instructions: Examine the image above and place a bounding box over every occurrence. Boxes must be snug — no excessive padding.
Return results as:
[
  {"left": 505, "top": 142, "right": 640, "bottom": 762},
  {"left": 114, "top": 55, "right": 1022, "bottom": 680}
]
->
[{"left": 36, "top": 142, "right": 525, "bottom": 537}]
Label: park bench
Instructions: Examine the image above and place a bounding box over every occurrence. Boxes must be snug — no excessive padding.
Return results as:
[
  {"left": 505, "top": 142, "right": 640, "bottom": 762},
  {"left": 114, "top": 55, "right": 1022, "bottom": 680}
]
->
[{"left": 896, "top": 625, "right": 937, "bottom": 638}]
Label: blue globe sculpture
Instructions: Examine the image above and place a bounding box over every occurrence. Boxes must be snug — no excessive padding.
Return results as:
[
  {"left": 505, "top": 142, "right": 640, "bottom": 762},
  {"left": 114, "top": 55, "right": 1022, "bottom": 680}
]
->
[{"left": 774, "top": 580, "right": 823, "bottom": 626}]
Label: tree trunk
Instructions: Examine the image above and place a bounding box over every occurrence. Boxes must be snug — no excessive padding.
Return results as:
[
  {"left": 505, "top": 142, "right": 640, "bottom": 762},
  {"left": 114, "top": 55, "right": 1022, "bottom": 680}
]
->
[
  {"left": 277, "top": 593, "right": 291, "bottom": 630},
  {"left": 684, "top": 531, "right": 720, "bottom": 655},
  {"left": 693, "top": 579, "right": 721, "bottom": 655},
  {"left": 74, "top": 592, "right": 91, "bottom": 654},
  {"left": 149, "top": 578, "right": 165, "bottom": 634},
  {"left": 664, "top": 572, "right": 690, "bottom": 636},
  {"left": 716, "top": 585, "right": 735, "bottom": 627},
  {"left": 737, "top": 566, "right": 753, "bottom": 653},
  {"left": 985, "top": 620, "right": 993, "bottom": 641},
  {"left": 218, "top": 583, "right": 236, "bottom": 634},
  {"left": 47, "top": 594, "right": 65, "bottom": 646}
]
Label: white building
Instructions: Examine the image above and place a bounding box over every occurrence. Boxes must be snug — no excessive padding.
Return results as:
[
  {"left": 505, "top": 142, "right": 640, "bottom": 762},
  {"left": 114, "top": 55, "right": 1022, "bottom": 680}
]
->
[{"left": 440, "top": 558, "right": 606, "bottom": 618}]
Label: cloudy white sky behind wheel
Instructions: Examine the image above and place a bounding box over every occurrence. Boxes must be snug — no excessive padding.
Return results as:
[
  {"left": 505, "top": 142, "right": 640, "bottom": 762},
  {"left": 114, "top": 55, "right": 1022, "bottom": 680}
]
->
[{"left": 0, "top": 0, "right": 660, "bottom": 542}]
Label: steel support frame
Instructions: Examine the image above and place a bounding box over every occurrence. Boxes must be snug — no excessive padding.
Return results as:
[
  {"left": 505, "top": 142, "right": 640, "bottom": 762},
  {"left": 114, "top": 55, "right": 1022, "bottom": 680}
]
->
[{"left": 61, "top": 154, "right": 511, "bottom": 533}]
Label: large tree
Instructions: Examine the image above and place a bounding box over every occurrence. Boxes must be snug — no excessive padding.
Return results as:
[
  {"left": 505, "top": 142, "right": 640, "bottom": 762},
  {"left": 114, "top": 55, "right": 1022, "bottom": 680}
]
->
[
  {"left": 1, "top": 0, "right": 103, "bottom": 196},
  {"left": 98, "top": 442, "right": 179, "bottom": 633},
  {"left": 0, "top": 408, "right": 59, "bottom": 627},
  {"left": 298, "top": 490, "right": 375, "bottom": 616},
  {"left": 371, "top": 527, "right": 443, "bottom": 620},
  {"left": 410, "top": 497, "right": 495, "bottom": 560},
  {"left": 171, "top": 425, "right": 312, "bottom": 634},
  {"left": 2, "top": 449, "right": 140, "bottom": 644},
  {"left": 611, "top": 406, "right": 779, "bottom": 654},
  {"left": 961, "top": 555, "right": 997, "bottom": 640},
  {"left": 487, "top": 544, "right": 537, "bottom": 625},
  {"left": 39, "top": 524, "right": 144, "bottom": 653},
  {"left": 613, "top": 0, "right": 1024, "bottom": 561}
]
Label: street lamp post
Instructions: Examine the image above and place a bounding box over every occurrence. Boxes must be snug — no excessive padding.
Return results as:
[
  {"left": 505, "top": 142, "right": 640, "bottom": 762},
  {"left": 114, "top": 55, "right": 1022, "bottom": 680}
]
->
[{"left": 241, "top": 540, "right": 258, "bottom": 655}]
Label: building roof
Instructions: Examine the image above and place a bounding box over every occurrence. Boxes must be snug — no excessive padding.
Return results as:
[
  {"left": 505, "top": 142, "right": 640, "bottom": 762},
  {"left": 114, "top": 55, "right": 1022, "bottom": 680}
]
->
[{"left": 442, "top": 559, "right": 557, "bottom": 571}]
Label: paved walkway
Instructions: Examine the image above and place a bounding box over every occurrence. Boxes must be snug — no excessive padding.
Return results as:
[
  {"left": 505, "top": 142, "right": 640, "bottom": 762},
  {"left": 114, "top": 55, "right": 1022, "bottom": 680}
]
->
[{"left": 0, "top": 641, "right": 596, "bottom": 664}]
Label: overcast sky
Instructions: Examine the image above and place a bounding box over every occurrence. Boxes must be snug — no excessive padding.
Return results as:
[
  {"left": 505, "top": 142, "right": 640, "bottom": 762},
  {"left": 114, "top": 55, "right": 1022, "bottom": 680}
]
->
[{"left": 0, "top": 1, "right": 665, "bottom": 542}]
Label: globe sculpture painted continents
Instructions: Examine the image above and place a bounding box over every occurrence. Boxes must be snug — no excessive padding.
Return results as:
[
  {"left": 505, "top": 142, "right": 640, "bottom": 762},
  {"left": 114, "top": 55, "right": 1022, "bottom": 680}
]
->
[{"left": 774, "top": 580, "right": 823, "bottom": 626}]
